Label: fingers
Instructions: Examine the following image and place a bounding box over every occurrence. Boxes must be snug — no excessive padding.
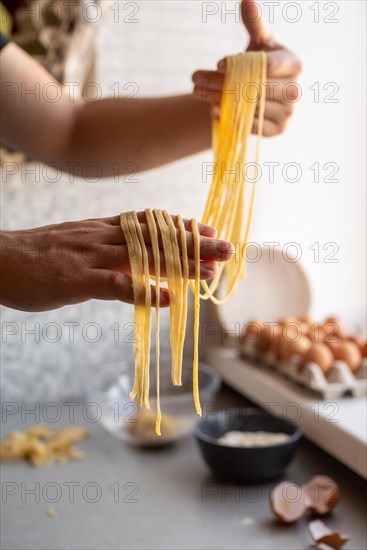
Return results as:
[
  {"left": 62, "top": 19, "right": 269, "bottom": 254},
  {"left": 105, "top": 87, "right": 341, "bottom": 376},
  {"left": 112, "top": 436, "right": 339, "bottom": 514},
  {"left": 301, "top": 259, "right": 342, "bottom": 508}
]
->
[
  {"left": 193, "top": 70, "right": 223, "bottom": 104},
  {"left": 193, "top": 71, "right": 300, "bottom": 105},
  {"left": 193, "top": 70, "right": 224, "bottom": 87},
  {"left": 211, "top": 109, "right": 292, "bottom": 136},
  {"left": 252, "top": 117, "right": 281, "bottom": 137},
  {"left": 265, "top": 79, "right": 301, "bottom": 102},
  {"left": 266, "top": 49, "right": 302, "bottom": 78},
  {"left": 103, "top": 227, "right": 234, "bottom": 261},
  {"left": 241, "top": 0, "right": 274, "bottom": 47},
  {"left": 216, "top": 52, "right": 302, "bottom": 80},
  {"left": 193, "top": 62, "right": 299, "bottom": 135},
  {"left": 86, "top": 270, "right": 170, "bottom": 307},
  {"left": 194, "top": 78, "right": 297, "bottom": 109},
  {"left": 137, "top": 212, "right": 217, "bottom": 238},
  {"left": 217, "top": 59, "right": 226, "bottom": 74},
  {"left": 210, "top": 104, "right": 221, "bottom": 119},
  {"left": 99, "top": 213, "right": 217, "bottom": 238},
  {"left": 194, "top": 76, "right": 295, "bottom": 133},
  {"left": 259, "top": 99, "right": 295, "bottom": 126},
  {"left": 194, "top": 86, "right": 221, "bottom": 105},
  {"left": 98, "top": 245, "right": 218, "bottom": 280}
]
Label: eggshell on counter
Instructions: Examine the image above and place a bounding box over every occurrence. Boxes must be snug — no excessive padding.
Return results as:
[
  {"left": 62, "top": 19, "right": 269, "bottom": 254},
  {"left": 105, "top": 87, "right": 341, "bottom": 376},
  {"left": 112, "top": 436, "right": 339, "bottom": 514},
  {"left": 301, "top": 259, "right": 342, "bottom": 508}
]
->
[
  {"left": 303, "top": 475, "right": 340, "bottom": 515},
  {"left": 270, "top": 482, "right": 308, "bottom": 524},
  {"left": 308, "top": 520, "right": 349, "bottom": 550}
]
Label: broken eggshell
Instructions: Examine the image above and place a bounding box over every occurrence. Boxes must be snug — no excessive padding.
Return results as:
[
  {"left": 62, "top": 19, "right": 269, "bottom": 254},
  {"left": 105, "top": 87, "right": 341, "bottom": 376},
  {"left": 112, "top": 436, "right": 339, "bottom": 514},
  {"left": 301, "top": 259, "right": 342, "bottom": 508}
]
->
[
  {"left": 270, "top": 481, "right": 308, "bottom": 524},
  {"left": 303, "top": 475, "right": 340, "bottom": 515},
  {"left": 308, "top": 519, "right": 349, "bottom": 550}
]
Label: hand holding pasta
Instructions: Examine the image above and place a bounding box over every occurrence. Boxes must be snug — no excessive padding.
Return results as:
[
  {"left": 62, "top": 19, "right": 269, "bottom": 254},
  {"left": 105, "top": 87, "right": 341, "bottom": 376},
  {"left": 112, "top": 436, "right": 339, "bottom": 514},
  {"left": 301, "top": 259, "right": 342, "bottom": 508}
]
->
[
  {"left": 192, "top": 0, "right": 302, "bottom": 136},
  {"left": 0, "top": 214, "right": 234, "bottom": 312}
]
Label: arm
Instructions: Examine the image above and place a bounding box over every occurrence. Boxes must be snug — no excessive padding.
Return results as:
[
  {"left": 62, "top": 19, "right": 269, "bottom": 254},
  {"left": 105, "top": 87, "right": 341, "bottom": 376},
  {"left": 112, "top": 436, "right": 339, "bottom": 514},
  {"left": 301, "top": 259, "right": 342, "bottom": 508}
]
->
[
  {"left": 0, "top": 43, "right": 211, "bottom": 177},
  {"left": 1, "top": 0, "right": 301, "bottom": 177}
]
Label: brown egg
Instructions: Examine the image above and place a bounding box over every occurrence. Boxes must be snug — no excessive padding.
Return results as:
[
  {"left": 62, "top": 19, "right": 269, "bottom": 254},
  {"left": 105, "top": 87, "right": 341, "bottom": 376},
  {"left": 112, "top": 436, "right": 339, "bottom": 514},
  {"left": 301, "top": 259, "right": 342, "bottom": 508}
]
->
[
  {"left": 298, "top": 315, "right": 314, "bottom": 329},
  {"left": 307, "top": 327, "right": 327, "bottom": 343},
  {"left": 348, "top": 334, "right": 367, "bottom": 355},
  {"left": 273, "top": 333, "right": 284, "bottom": 360},
  {"left": 362, "top": 341, "right": 367, "bottom": 358},
  {"left": 324, "top": 316, "right": 340, "bottom": 325},
  {"left": 299, "top": 322, "right": 311, "bottom": 338},
  {"left": 282, "top": 322, "right": 303, "bottom": 342},
  {"left": 281, "top": 336, "right": 312, "bottom": 359},
  {"left": 303, "top": 475, "right": 340, "bottom": 515},
  {"left": 276, "top": 322, "right": 305, "bottom": 359},
  {"left": 242, "top": 319, "right": 264, "bottom": 343},
  {"left": 323, "top": 317, "right": 346, "bottom": 339},
  {"left": 279, "top": 316, "right": 297, "bottom": 327},
  {"left": 256, "top": 324, "right": 282, "bottom": 352},
  {"left": 300, "top": 343, "right": 334, "bottom": 374},
  {"left": 270, "top": 482, "right": 308, "bottom": 524},
  {"left": 324, "top": 339, "right": 341, "bottom": 353},
  {"left": 332, "top": 341, "right": 362, "bottom": 372}
]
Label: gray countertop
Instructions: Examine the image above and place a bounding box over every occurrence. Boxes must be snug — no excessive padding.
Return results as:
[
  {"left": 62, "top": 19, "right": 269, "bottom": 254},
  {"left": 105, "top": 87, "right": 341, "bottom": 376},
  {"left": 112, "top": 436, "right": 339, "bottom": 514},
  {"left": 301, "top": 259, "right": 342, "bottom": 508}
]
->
[{"left": 1, "top": 387, "right": 366, "bottom": 550}]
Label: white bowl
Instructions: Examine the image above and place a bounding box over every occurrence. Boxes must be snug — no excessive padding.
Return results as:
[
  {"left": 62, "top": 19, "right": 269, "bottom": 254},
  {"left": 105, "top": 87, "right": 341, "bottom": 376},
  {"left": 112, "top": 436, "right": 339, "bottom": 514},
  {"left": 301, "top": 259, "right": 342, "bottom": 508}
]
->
[{"left": 86, "top": 361, "right": 221, "bottom": 447}]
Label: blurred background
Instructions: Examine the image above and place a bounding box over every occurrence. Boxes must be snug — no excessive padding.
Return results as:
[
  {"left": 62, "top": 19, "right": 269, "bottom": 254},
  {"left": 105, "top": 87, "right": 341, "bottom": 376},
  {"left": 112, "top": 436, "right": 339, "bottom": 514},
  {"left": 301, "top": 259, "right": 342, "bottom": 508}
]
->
[{"left": 1, "top": 0, "right": 366, "bottom": 402}]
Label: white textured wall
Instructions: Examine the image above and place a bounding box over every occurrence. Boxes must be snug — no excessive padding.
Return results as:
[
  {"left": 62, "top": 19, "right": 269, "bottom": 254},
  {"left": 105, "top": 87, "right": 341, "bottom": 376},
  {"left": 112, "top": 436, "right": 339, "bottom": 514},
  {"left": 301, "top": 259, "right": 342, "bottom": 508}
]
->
[{"left": 1, "top": 1, "right": 366, "bottom": 401}]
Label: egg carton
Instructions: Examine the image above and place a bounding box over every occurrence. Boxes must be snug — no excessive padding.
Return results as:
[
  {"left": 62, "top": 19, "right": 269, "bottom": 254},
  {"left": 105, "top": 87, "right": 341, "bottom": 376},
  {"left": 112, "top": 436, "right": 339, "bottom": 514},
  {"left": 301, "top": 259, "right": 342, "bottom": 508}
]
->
[{"left": 240, "top": 342, "right": 367, "bottom": 401}]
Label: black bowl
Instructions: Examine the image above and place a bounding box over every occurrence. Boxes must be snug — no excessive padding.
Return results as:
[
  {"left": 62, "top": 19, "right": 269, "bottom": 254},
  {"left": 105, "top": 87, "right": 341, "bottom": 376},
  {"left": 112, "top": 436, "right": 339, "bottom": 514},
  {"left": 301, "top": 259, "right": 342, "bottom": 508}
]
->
[{"left": 194, "top": 409, "right": 301, "bottom": 483}]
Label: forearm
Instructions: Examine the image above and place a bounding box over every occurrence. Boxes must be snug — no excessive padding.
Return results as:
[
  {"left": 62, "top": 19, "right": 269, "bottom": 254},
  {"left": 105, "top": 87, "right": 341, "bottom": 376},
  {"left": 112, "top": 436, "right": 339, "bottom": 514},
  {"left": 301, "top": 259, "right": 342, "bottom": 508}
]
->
[
  {"left": 1, "top": 43, "right": 211, "bottom": 177},
  {"left": 67, "top": 94, "right": 212, "bottom": 176}
]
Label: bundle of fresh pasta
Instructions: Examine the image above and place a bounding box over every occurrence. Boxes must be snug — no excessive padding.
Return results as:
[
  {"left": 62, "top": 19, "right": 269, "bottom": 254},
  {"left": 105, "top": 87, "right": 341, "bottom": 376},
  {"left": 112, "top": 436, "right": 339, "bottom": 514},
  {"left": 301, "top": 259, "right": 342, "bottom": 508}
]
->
[
  {"left": 121, "top": 51, "right": 266, "bottom": 435},
  {"left": 120, "top": 210, "right": 201, "bottom": 435}
]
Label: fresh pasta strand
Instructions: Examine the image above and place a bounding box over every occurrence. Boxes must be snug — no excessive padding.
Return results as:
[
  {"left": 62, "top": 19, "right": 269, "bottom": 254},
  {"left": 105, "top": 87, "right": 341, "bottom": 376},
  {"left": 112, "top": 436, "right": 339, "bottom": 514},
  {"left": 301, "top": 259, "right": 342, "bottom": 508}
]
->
[
  {"left": 177, "top": 215, "right": 189, "bottom": 383},
  {"left": 120, "top": 212, "right": 145, "bottom": 406},
  {"left": 191, "top": 218, "right": 202, "bottom": 416},
  {"left": 145, "top": 209, "right": 162, "bottom": 435},
  {"left": 132, "top": 211, "right": 152, "bottom": 410},
  {"left": 154, "top": 209, "right": 178, "bottom": 386},
  {"left": 163, "top": 210, "right": 183, "bottom": 386}
]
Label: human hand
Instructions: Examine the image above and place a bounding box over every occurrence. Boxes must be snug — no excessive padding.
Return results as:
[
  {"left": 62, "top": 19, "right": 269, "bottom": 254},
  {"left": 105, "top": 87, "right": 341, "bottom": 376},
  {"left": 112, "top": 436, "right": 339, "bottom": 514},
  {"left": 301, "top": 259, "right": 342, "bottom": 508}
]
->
[
  {"left": 192, "top": 0, "right": 302, "bottom": 136},
  {"left": 0, "top": 214, "right": 234, "bottom": 312}
]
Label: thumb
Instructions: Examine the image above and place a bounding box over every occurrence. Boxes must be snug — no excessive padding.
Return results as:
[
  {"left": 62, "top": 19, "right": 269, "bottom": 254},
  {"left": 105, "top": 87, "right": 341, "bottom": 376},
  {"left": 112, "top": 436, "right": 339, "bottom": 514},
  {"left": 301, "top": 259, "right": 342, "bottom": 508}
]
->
[{"left": 241, "top": 0, "right": 274, "bottom": 47}]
